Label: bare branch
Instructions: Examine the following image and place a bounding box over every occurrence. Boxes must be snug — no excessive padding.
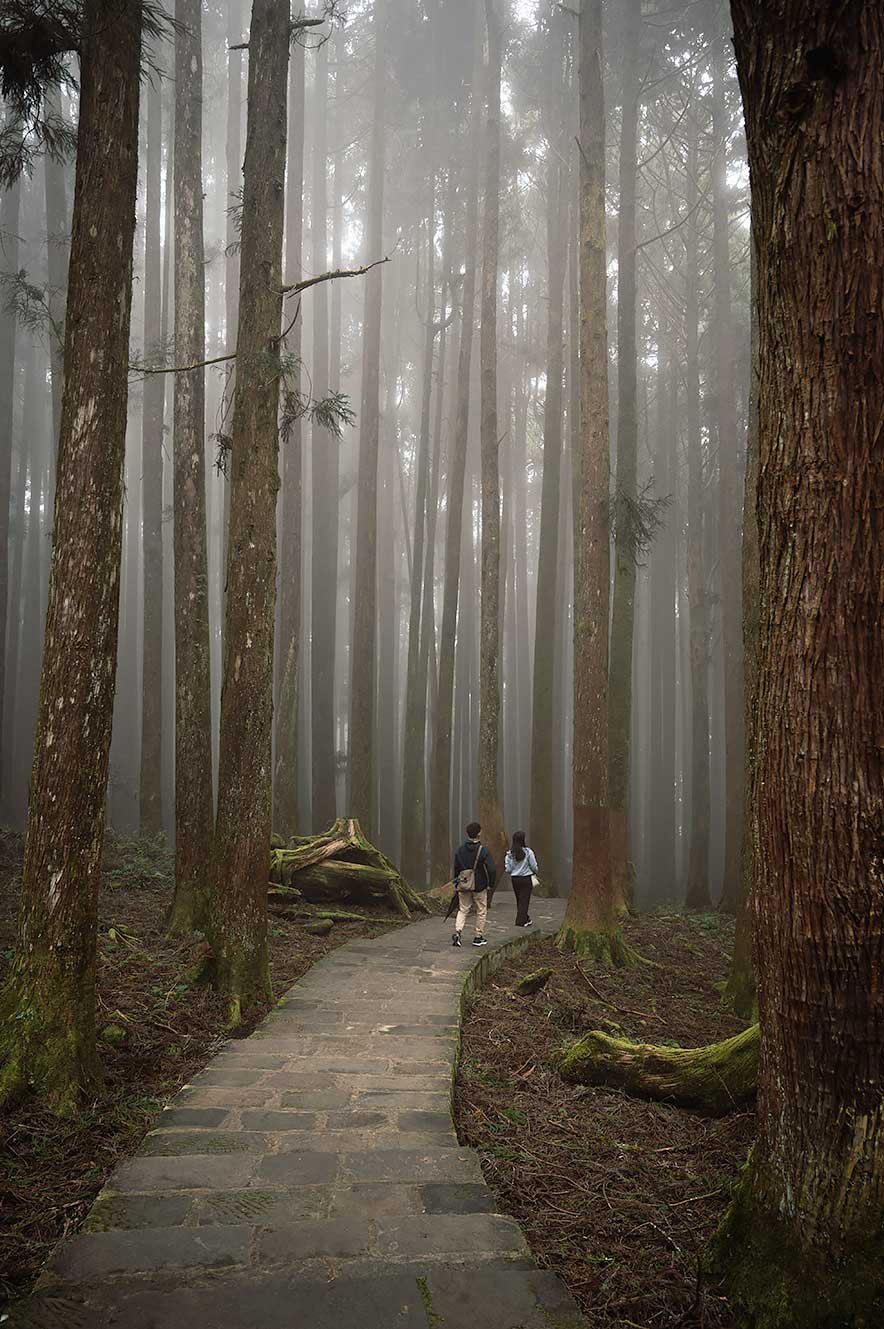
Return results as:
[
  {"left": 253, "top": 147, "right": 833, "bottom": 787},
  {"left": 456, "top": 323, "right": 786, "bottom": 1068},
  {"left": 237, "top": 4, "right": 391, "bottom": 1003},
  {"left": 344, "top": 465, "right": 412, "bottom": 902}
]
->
[{"left": 281, "top": 254, "right": 391, "bottom": 298}]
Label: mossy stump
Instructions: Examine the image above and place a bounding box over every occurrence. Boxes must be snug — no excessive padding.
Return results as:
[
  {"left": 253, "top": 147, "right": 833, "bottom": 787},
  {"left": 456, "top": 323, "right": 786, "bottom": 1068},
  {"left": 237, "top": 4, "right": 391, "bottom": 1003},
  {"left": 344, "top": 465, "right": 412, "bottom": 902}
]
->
[
  {"left": 559, "top": 1022, "right": 759, "bottom": 1114},
  {"left": 515, "top": 967, "right": 553, "bottom": 995}
]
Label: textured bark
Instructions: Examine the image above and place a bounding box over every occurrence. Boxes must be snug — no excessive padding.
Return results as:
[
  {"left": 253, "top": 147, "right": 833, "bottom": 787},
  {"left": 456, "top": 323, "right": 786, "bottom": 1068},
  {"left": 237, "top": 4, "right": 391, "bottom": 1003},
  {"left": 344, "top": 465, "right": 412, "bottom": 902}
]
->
[
  {"left": 430, "top": 63, "right": 482, "bottom": 884},
  {"left": 607, "top": 0, "right": 640, "bottom": 914},
  {"left": 684, "top": 109, "right": 711, "bottom": 910},
  {"left": 211, "top": 0, "right": 289, "bottom": 1023},
  {"left": 42, "top": 79, "right": 69, "bottom": 478},
  {"left": 558, "top": 0, "right": 621, "bottom": 960},
  {"left": 0, "top": 0, "right": 142, "bottom": 1113},
  {"left": 273, "top": 39, "right": 305, "bottom": 840},
  {"left": 139, "top": 71, "right": 165, "bottom": 835},
  {"left": 310, "top": 37, "right": 337, "bottom": 831},
  {"left": 168, "top": 0, "right": 214, "bottom": 933},
  {"left": 477, "top": 0, "right": 506, "bottom": 875},
  {"left": 221, "top": 0, "right": 244, "bottom": 609},
  {"left": 711, "top": 32, "right": 745, "bottom": 916},
  {"left": 709, "top": 5, "right": 884, "bottom": 1322},
  {"left": 0, "top": 124, "right": 22, "bottom": 814},
  {"left": 531, "top": 26, "right": 567, "bottom": 894},
  {"left": 348, "top": 0, "right": 386, "bottom": 833},
  {"left": 561, "top": 1023, "right": 759, "bottom": 1115}
]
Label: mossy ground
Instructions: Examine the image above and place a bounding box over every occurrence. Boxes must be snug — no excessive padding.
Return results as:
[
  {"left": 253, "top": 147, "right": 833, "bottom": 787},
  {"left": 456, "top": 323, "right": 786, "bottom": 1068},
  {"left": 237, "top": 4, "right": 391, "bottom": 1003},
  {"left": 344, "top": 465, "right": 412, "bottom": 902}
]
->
[
  {"left": 0, "top": 827, "right": 407, "bottom": 1307},
  {"left": 455, "top": 908, "right": 752, "bottom": 1328}
]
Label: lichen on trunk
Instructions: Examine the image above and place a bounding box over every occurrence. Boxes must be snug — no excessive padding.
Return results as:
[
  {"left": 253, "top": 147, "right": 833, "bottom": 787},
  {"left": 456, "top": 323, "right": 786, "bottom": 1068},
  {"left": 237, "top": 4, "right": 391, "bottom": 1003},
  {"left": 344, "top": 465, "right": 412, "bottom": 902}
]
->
[{"left": 560, "top": 1023, "right": 759, "bottom": 1115}]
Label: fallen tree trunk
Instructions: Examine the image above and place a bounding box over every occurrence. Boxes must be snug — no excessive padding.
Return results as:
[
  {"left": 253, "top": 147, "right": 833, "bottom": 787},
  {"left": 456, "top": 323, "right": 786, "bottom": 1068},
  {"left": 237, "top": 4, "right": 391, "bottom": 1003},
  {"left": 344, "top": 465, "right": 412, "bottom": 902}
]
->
[
  {"left": 269, "top": 818, "right": 430, "bottom": 919},
  {"left": 559, "top": 1022, "right": 759, "bottom": 1115}
]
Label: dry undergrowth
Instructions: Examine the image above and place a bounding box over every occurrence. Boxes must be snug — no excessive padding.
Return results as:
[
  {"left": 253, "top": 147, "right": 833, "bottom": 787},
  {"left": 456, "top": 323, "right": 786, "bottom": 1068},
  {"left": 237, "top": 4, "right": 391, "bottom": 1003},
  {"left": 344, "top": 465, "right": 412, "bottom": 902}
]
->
[{"left": 454, "top": 911, "right": 755, "bottom": 1329}]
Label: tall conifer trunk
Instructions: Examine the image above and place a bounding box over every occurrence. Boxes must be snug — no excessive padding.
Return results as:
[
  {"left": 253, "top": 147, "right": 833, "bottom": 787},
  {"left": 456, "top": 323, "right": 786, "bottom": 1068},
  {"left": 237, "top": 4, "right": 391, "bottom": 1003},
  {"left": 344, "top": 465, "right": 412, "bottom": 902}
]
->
[
  {"left": 477, "top": 0, "right": 506, "bottom": 874},
  {"left": 0, "top": 122, "right": 22, "bottom": 816},
  {"left": 0, "top": 0, "right": 142, "bottom": 1113},
  {"left": 168, "top": 0, "right": 215, "bottom": 932},
  {"left": 211, "top": 0, "right": 289, "bottom": 1021},
  {"left": 710, "top": 4, "right": 884, "bottom": 1321},
  {"left": 558, "top": 0, "right": 625, "bottom": 962}
]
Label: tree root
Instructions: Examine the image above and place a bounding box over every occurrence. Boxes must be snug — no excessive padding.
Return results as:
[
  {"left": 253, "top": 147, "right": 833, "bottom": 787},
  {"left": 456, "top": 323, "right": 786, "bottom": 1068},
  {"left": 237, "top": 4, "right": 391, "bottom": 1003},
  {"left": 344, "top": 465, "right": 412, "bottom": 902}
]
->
[
  {"left": 559, "top": 1022, "right": 759, "bottom": 1114},
  {"left": 556, "top": 924, "right": 637, "bottom": 967}
]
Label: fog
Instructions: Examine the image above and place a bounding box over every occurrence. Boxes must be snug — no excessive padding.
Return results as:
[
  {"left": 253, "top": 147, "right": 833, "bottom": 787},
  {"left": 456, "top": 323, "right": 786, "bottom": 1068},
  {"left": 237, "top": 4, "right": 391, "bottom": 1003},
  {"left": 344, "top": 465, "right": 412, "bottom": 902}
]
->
[{"left": 0, "top": 0, "right": 750, "bottom": 910}]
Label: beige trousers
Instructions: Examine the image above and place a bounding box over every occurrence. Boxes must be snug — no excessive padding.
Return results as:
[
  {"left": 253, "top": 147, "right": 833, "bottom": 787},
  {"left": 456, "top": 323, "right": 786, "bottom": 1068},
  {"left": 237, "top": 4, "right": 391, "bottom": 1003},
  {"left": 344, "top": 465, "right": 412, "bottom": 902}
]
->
[{"left": 455, "top": 889, "right": 487, "bottom": 936}]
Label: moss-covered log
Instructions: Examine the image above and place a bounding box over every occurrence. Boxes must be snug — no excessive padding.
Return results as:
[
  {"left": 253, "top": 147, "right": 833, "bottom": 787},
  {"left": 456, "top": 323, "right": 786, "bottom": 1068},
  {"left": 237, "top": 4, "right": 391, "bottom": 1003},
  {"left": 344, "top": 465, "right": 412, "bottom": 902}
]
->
[
  {"left": 515, "top": 968, "right": 553, "bottom": 995},
  {"left": 560, "top": 1022, "right": 759, "bottom": 1115},
  {"left": 269, "top": 819, "right": 430, "bottom": 918}
]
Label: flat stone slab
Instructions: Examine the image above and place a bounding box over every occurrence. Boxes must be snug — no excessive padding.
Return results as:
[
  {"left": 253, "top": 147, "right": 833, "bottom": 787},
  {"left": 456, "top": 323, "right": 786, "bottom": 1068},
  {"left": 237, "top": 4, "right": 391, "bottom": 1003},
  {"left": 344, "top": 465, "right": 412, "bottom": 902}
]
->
[{"left": 16, "top": 898, "right": 587, "bottom": 1328}]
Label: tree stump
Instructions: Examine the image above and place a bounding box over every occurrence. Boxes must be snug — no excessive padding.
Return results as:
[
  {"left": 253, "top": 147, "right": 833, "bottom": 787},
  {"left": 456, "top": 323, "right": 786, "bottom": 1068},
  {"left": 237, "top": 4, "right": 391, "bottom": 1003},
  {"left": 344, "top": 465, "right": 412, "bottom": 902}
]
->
[{"left": 269, "top": 819, "right": 430, "bottom": 919}]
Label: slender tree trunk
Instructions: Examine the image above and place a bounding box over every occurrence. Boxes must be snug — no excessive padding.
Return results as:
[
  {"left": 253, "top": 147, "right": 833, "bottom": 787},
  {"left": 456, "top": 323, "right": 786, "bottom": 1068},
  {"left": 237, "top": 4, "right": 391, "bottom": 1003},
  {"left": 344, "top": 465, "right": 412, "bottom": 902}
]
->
[
  {"left": 221, "top": 0, "right": 244, "bottom": 599},
  {"left": 211, "top": 0, "right": 289, "bottom": 1023},
  {"left": 709, "top": 5, "right": 884, "bottom": 1321},
  {"left": 349, "top": 0, "right": 386, "bottom": 833},
  {"left": 607, "top": 0, "right": 640, "bottom": 910},
  {"left": 0, "top": 125, "right": 22, "bottom": 815},
  {"left": 42, "top": 79, "right": 69, "bottom": 484},
  {"left": 0, "top": 0, "right": 142, "bottom": 1113},
  {"left": 140, "top": 70, "right": 165, "bottom": 835},
  {"left": 478, "top": 0, "right": 506, "bottom": 875},
  {"left": 684, "top": 115, "right": 711, "bottom": 909},
  {"left": 273, "top": 38, "right": 305, "bottom": 839},
  {"left": 431, "top": 49, "right": 483, "bottom": 882},
  {"left": 169, "top": 0, "right": 215, "bottom": 932},
  {"left": 310, "top": 35, "right": 337, "bottom": 831},
  {"left": 401, "top": 161, "right": 436, "bottom": 885},
  {"left": 558, "top": 0, "right": 623, "bottom": 962},
  {"left": 531, "top": 29, "right": 567, "bottom": 892},
  {"left": 711, "top": 29, "right": 745, "bottom": 914}
]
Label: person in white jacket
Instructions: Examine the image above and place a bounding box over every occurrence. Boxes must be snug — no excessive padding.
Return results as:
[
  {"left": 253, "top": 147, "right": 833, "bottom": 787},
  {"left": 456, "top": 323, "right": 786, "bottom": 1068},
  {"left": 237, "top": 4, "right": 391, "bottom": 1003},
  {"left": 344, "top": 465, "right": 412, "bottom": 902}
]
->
[{"left": 504, "top": 830, "right": 538, "bottom": 927}]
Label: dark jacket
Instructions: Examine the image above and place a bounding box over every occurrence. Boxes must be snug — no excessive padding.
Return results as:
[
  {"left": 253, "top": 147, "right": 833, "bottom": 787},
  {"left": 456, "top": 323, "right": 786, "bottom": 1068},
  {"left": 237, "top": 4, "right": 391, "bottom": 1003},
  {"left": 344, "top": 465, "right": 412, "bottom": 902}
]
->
[{"left": 452, "top": 839, "right": 497, "bottom": 894}]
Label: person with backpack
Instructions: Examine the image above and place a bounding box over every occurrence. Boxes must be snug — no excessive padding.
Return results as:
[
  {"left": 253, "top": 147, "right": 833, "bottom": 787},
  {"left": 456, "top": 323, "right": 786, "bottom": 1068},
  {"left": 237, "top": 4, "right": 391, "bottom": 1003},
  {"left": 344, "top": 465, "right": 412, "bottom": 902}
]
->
[
  {"left": 450, "top": 821, "right": 497, "bottom": 948},
  {"left": 505, "top": 830, "right": 538, "bottom": 928}
]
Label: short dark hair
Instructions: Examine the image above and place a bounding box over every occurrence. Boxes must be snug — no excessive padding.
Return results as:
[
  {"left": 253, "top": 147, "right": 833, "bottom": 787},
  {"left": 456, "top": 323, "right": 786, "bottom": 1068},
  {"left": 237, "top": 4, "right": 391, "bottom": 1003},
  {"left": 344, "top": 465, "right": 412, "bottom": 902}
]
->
[{"left": 466, "top": 821, "right": 481, "bottom": 839}]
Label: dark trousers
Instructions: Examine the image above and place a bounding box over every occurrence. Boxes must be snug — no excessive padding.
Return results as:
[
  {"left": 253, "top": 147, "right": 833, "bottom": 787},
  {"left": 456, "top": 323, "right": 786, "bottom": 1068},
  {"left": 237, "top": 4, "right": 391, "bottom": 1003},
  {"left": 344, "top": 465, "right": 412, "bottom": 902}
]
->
[{"left": 511, "top": 875, "right": 532, "bottom": 926}]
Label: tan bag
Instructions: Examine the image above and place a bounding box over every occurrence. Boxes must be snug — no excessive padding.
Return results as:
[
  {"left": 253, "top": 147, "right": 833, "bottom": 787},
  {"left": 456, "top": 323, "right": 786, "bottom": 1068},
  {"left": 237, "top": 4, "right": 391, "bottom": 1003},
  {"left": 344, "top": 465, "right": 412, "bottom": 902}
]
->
[{"left": 456, "top": 842, "right": 483, "bottom": 892}]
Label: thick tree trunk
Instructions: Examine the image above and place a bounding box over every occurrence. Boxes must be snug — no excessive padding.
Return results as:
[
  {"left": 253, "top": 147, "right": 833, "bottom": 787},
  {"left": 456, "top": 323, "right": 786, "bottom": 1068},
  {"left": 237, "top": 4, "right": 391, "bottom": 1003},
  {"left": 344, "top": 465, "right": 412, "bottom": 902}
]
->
[
  {"left": 310, "top": 36, "right": 337, "bottom": 831},
  {"left": 349, "top": 0, "right": 386, "bottom": 833},
  {"left": 607, "top": 0, "right": 640, "bottom": 914},
  {"left": 0, "top": 0, "right": 142, "bottom": 1114},
  {"left": 477, "top": 0, "right": 506, "bottom": 875},
  {"left": 211, "top": 0, "right": 289, "bottom": 1023},
  {"left": 168, "top": 0, "right": 215, "bottom": 933},
  {"left": 273, "top": 39, "right": 305, "bottom": 839},
  {"left": 711, "top": 32, "right": 745, "bottom": 915},
  {"left": 558, "top": 0, "right": 623, "bottom": 963},
  {"left": 430, "top": 60, "right": 482, "bottom": 883},
  {"left": 531, "top": 27, "right": 567, "bottom": 894},
  {"left": 561, "top": 1023, "right": 759, "bottom": 1115},
  {"left": 139, "top": 71, "right": 165, "bottom": 835},
  {"left": 709, "top": 6, "right": 884, "bottom": 1323}
]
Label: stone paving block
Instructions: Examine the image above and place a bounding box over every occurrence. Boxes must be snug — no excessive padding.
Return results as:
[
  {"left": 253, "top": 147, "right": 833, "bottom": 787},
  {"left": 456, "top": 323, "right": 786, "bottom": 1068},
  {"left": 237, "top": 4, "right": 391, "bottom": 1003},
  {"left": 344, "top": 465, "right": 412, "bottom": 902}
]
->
[
  {"left": 278, "top": 1089, "right": 352, "bottom": 1110},
  {"left": 342, "top": 1073, "right": 447, "bottom": 1093},
  {"left": 141, "top": 1131, "right": 262, "bottom": 1157},
  {"left": 374, "top": 1213, "right": 529, "bottom": 1258},
  {"left": 397, "top": 1110, "right": 454, "bottom": 1134},
  {"left": 256, "top": 1150, "right": 340, "bottom": 1186},
  {"left": 325, "top": 1183, "right": 423, "bottom": 1218},
  {"left": 239, "top": 1110, "right": 317, "bottom": 1132},
  {"left": 210, "top": 1051, "right": 290, "bottom": 1071},
  {"left": 418, "top": 1183, "right": 496, "bottom": 1215},
  {"left": 156, "top": 1106, "right": 231, "bottom": 1129},
  {"left": 81, "top": 1192, "right": 194, "bottom": 1232},
  {"left": 257, "top": 1218, "right": 371, "bottom": 1264},
  {"left": 323, "top": 1109, "right": 392, "bottom": 1130},
  {"left": 46, "top": 1225, "right": 250, "bottom": 1280},
  {"left": 196, "top": 1187, "right": 329, "bottom": 1225},
  {"left": 265, "top": 1071, "right": 339, "bottom": 1090},
  {"left": 353, "top": 1090, "right": 451, "bottom": 1111},
  {"left": 189, "top": 1068, "right": 261, "bottom": 1088},
  {"left": 177, "top": 1086, "right": 281, "bottom": 1109},
  {"left": 424, "top": 1264, "right": 586, "bottom": 1329},
  {"left": 109, "top": 1153, "right": 258, "bottom": 1193},
  {"left": 341, "top": 1148, "right": 483, "bottom": 1184}
]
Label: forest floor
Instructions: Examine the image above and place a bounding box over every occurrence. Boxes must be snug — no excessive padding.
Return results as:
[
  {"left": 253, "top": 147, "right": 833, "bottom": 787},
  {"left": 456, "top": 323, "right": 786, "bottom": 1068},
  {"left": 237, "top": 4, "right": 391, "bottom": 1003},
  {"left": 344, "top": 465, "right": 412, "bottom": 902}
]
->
[
  {"left": 454, "top": 909, "right": 754, "bottom": 1329},
  {"left": 0, "top": 827, "right": 410, "bottom": 1308}
]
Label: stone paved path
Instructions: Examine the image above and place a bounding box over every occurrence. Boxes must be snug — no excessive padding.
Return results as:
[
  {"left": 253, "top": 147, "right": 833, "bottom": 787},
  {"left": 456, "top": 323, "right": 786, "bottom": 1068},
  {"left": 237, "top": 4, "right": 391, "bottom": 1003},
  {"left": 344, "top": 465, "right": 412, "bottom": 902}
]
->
[{"left": 15, "top": 896, "right": 586, "bottom": 1329}]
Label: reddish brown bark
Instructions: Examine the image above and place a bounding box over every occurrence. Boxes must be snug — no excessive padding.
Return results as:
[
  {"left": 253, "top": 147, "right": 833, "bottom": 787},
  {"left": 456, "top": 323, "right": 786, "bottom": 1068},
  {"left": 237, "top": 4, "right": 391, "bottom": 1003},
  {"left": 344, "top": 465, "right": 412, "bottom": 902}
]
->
[
  {"left": 711, "top": 4, "right": 884, "bottom": 1322},
  {"left": 0, "top": 0, "right": 142, "bottom": 1113}
]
